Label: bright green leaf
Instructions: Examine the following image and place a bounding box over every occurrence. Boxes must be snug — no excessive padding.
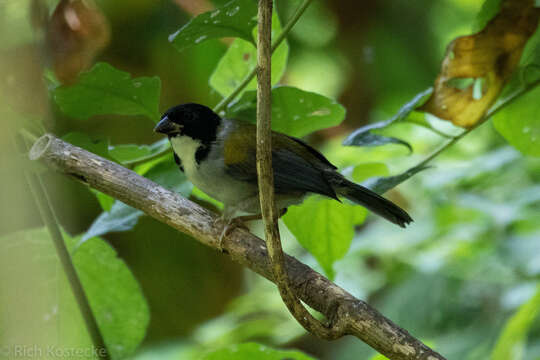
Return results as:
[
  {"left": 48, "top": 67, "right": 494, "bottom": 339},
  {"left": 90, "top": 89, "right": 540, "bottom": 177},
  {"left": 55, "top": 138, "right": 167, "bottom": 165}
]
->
[
  {"left": 283, "top": 196, "right": 367, "bottom": 279},
  {"left": 143, "top": 159, "right": 193, "bottom": 196},
  {"left": 210, "top": 10, "right": 288, "bottom": 97},
  {"left": 491, "top": 284, "right": 540, "bottom": 360},
  {"left": 202, "top": 343, "right": 314, "bottom": 360},
  {"left": 170, "top": 0, "right": 257, "bottom": 51},
  {"left": 351, "top": 162, "right": 390, "bottom": 183},
  {"left": 226, "top": 86, "right": 346, "bottom": 137},
  {"left": 65, "top": 232, "right": 149, "bottom": 360},
  {"left": 91, "top": 189, "right": 115, "bottom": 212},
  {"left": 0, "top": 228, "right": 149, "bottom": 360},
  {"left": 493, "top": 86, "right": 540, "bottom": 157},
  {"left": 54, "top": 62, "right": 161, "bottom": 122}
]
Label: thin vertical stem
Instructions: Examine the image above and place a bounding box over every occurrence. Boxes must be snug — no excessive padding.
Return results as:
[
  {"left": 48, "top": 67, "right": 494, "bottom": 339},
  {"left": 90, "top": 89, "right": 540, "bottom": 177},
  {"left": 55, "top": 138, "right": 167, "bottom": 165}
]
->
[
  {"left": 254, "top": 0, "right": 343, "bottom": 340},
  {"left": 14, "top": 133, "right": 110, "bottom": 360}
]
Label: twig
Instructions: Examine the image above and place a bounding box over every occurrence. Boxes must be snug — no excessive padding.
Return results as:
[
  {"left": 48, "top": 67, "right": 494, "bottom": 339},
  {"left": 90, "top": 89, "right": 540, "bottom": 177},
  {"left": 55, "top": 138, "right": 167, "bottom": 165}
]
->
[
  {"left": 213, "top": 0, "right": 313, "bottom": 113},
  {"left": 12, "top": 134, "right": 110, "bottom": 360},
  {"left": 255, "top": 0, "right": 345, "bottom": 341},
  {"left": 29, "top": 134, "right": 447, "bottom": 360},
  {"left": 414, "top": 77, "right": 540, "bottom": 169}
]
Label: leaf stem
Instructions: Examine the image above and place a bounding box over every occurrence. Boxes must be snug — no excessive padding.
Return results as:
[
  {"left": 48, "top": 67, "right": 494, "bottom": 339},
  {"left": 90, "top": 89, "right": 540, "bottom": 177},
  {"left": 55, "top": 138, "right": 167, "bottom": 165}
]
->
[
  {"left": 213, "top": 0, "right": 313, "bottom": 113},
  {"left": 254, "top": 0, "right": 345, "bottom": 341},
  {"left": 415, "top": 78, "right": 540, "bottom": 169},
  {"left": 139, "top": 0, "right": 314, "bottom": 166},
  {"left": 12, "top": 133, "right": 110, "bottom": 360}
]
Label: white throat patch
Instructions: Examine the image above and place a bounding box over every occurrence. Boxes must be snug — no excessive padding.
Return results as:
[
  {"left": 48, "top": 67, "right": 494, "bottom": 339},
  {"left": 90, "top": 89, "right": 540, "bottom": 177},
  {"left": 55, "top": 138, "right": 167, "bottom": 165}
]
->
[{"left": 170, "top": 135, "right": 202, "bottom": 176}]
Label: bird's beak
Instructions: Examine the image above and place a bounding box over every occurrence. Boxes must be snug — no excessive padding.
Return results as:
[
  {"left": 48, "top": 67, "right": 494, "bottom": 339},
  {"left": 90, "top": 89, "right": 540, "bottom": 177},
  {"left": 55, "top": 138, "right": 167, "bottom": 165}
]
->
[{"left": 154, "top": 116, "right": 180, "bottom": 135}]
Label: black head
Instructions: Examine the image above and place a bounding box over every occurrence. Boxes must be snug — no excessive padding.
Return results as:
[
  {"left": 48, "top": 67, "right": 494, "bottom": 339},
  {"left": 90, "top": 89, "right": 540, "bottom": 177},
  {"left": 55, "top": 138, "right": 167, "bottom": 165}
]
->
[{"left": 154, "top": 103, "right": 221, "bottom": 144}]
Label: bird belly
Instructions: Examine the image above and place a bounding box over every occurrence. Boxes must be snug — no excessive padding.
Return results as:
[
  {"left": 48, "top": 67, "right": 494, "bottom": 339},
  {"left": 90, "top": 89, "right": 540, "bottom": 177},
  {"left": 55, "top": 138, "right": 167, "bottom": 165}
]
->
[{"left": 170, "top": 136, "right": 257, "bottom": 207}]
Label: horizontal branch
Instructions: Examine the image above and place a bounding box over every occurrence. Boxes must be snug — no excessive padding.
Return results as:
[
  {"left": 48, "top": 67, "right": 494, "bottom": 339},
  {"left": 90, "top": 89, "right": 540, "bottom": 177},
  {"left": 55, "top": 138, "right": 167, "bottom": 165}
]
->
[{"left": 29, "top": 134, "right": 446, "bottom": 360}]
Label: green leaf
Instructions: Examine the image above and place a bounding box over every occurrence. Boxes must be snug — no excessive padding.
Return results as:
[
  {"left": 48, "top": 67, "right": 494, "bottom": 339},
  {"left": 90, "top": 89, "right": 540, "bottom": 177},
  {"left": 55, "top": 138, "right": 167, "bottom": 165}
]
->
[
  {"left": 343, "top": 88, "right": 432, "bottom": 148},
  {"left": 82, "top": 201, "right": 144, "bottom": 242},
  {"left": 202, "top": 343, "right": 314, "bottom": 360},
  {"left": 82, "top": 158, "right": 192, "bottom": 242},
  {"left": 65, "top": 232, "right": 149, "bottom": 360},
  {"left": 0, "top": 228, "right": 149, "bottom": 360},
  {"left": 343, "top": 132, "right": 412, "bottom": 152},
  {"left": 143, "top": 159, "right": 193, "bottom": 195},
  {"left": 473, "top": 0, "right": 502, "bottom": 32},
  {"left": 54, "top": 62, "right": 161, "bottom": 122},
  {"left": 350, "top": 162, "right": 390, "bottom": 183},
  {"left": 210, "top": 10, "right": 288, "bottom": 97},
  {"left": 363, "top": 164, "right": 431, "bottom": 195},
  {"left": 520, "top": 25, "right": 540, "bottom": 80},
  {"left": 226, "top": 86, "right": 346, "bottom": 137},
  {"left": 109, "top": 139, "right": 170, "bottom": 165},
  {"left": 493, "top": 86, "right": 540, "bottom": 157},
  {"left": 170, "top": 0, "right": 258, "bottom": 51},
  {"left": 91, "top": 189, "right": 115, "bottom": 212},
  {"left": 491, "top": 284, "right": 540, "bottom": 360},
  {"left": 283, "top": 196, "right": 367, "bottom": 279},
  {"left": 369, "top": 354, "right": 389, "bottom": 360},
  {"left": 62, "top": 132, "right": 112, "bottom": 160}
]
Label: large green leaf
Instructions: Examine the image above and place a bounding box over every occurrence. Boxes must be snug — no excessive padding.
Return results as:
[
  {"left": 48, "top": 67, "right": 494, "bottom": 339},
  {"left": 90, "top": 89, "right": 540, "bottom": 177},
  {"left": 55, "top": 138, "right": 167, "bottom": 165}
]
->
[
  {"left": 54, "top": 62, "right": 161, "bottom": 122},
  {"left": 226, "top": 86, "right": 346, "bottom": 137},
  {"left": 493, "top": 86, "right": 540, "bottom": 157},
  {"left": 283, "top": 196, "right": 367, "bottom": 279},
  {"left": 170, "top": 0, "right": 257, "bottom": 51},
  {"left": 0, "top": 228, "right": 149, "bottom": 360},
  {"left": 65, "top": 232, "right": 149, "bottom": 360},
  {"left": 210, "top": 10, "right": 288, "bottom": 97},
  {"left": 491, "top": 284, "right": 540, "bottom": 360},
  {"left": 202, "top": 343, "right": 314, "bottom": 360}
]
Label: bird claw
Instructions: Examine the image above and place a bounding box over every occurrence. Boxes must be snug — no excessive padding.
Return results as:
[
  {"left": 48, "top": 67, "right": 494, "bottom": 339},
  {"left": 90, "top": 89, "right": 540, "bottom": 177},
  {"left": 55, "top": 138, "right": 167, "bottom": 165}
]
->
[{"left": 216, "top": 217, "right": 249, "bottom": 252}]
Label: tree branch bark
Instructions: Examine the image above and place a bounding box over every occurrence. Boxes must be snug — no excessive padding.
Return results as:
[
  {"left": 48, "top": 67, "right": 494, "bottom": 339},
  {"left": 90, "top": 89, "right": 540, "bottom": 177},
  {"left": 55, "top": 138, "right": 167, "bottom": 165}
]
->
[{"left": 29, "top": 134, "right": 446, "bottom": 360}]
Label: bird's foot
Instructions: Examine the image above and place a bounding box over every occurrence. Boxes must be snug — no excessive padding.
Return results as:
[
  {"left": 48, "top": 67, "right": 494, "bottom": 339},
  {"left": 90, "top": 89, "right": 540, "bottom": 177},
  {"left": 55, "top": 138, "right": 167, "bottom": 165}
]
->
[
  {"left": 216, "top": 216, "right": 250, "bottom": 252},
  {"left": 215, "top": 209, "right": 287, "bottom": 251}
]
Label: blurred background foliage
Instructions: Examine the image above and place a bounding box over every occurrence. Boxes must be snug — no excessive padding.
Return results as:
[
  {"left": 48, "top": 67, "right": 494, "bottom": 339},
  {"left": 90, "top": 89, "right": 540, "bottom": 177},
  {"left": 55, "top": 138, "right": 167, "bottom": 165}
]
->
[{"left": 1, "top": 0, "right": 540, "bottom": 359}]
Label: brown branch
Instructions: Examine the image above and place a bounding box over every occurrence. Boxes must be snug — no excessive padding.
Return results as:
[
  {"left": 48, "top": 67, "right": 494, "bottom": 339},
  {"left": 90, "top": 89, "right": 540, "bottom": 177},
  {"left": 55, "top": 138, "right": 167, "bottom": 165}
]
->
[
  {"left": 29, "top": 134, "right": 447, "bottom": 360},
  {"left": 254, "top": 0, "right": 344, "bottom": 340}
]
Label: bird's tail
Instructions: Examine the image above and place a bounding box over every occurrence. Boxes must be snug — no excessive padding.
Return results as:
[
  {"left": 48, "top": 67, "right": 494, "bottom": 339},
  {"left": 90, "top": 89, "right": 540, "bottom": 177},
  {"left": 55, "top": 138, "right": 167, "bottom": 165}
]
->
[{"left": 334, "top": 178, "right": 413, "bottom": 228}]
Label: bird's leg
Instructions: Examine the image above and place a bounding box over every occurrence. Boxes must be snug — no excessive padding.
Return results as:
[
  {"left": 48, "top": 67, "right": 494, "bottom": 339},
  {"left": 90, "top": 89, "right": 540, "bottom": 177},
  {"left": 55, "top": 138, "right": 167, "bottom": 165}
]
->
[
  {"left": 216, "top": 207, "right": 289, "bottom": 251},
  {"left": 215, "top": 203, "right": 252, "bottom": 251}
]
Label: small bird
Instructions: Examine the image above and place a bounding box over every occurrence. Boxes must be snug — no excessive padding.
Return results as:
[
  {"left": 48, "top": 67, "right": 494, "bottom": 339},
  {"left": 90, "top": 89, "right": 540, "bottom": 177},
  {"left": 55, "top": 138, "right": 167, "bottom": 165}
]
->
[{"left": 154, "top": 103, "right": 412, "bottom": 236}]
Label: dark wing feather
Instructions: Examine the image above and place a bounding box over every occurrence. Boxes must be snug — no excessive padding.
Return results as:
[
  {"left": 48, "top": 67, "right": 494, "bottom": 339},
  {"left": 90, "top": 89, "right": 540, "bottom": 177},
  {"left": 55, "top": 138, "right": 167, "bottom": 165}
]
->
[
  {"left": 285, "top": 136, "right": 337, "bottom": 170},
  {"left": 272, "top": 148, "right": 338, "bottom": 199},
  {"left": 224, "top": 122, "right": 338, "bottom": 200}
]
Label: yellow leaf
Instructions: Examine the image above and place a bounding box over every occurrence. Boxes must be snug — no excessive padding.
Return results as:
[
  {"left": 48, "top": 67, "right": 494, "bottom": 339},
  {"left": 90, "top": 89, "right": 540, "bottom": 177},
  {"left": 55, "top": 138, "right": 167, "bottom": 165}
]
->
[{"left": 420, "top": 0, "right": 540, "bottom": 128}]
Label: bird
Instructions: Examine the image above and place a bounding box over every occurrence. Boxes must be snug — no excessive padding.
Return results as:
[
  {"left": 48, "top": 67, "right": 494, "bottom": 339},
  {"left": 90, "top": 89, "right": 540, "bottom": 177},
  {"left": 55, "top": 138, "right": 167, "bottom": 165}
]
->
[{"left": 154, "top": 103, "right": 412, "bottom": 238}]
